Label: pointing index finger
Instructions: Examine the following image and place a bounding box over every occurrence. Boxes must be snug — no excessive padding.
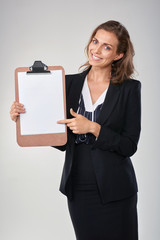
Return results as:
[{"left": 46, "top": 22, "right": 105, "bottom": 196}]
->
[{"left": 57, "top": 118, "right": 74, "bottom": 124}]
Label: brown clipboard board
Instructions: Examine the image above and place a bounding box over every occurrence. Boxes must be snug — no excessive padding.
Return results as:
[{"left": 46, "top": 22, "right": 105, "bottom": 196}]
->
[{"left": 15, "top": 61, "right": 67, "bottom": 147}]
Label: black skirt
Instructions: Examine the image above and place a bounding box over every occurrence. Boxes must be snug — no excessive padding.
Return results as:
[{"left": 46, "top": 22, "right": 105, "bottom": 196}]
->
[{"left": 68, "top": 143, "right": 138, "bottom": 240}]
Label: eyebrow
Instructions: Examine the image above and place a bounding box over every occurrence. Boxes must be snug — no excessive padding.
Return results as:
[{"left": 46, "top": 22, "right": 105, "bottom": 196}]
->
[{"left": 93, "top": 37, "right": 113, "bottom": 47}]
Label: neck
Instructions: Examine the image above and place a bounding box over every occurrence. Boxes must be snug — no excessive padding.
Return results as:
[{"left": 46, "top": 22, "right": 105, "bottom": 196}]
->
[{"left": 88, "top": 65, "right": 111, "bottom": 83}]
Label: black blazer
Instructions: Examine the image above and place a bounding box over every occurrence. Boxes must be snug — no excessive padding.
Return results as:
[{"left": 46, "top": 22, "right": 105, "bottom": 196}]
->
[{"left": 57, "top": 68, "right": 141, "bottom": 204}]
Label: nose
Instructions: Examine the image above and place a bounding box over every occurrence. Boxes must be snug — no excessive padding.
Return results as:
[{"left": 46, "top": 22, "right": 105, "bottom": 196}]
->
[{"left": 94, "top": 45, "right": 102, "bottom": 54}]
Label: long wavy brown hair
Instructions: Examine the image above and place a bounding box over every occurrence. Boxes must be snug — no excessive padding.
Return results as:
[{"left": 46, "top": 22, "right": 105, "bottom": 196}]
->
[{"left": 80, "top": 20, "right": 135, "bottom": 84}]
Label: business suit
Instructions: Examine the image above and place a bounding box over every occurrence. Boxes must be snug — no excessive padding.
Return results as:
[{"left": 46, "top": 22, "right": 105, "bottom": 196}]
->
[{"left": 58, "top": 67, "right": 141, "bottom": 205}]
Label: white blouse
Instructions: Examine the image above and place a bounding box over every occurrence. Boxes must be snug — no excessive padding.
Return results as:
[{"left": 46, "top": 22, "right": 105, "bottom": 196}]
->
[{"left": 77, "top": 76, "right": 108, "bottom": 121}]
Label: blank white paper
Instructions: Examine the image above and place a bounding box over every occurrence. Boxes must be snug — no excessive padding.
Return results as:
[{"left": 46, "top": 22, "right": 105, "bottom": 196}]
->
[{"left": 18, "top": 70, "right": 65, "bottom": 135}]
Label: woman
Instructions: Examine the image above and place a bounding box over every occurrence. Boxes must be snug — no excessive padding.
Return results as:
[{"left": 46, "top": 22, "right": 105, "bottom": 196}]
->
[{"left": 10, "top": 20, "right": 141, "bottom": 240}]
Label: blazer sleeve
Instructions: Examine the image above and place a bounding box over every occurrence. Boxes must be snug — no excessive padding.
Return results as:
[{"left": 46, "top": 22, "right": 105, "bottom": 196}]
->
[
  {"left": 92, "top": 81, "right": 141, "bottom": 157},
  {"left": 53, "top": 145, "right": 67, "bottom": 151}
]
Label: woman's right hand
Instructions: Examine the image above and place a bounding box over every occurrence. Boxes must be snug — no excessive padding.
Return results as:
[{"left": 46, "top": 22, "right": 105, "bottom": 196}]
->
[{"left": 10, "top": 101, "right": 25, "bottom": 122}]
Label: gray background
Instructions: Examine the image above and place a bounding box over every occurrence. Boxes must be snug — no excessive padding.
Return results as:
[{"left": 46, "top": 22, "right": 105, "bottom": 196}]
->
[{"left": 0, "top": 0, "right": 159, "bottom": 239}]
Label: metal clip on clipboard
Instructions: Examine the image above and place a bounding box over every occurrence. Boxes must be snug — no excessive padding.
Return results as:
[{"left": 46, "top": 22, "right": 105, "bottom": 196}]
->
[{"left": 27, "top": 61, "right": 50, "bottom": 74}]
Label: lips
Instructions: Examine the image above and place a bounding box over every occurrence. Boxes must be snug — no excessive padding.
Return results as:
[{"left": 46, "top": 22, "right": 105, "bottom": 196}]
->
[{"left": 91, "top": 53, "right": 102, "bottom": 61}]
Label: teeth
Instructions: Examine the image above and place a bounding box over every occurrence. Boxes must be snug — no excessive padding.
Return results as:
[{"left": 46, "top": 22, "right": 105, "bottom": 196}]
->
[{"left": 92, "top": 54, "right": 101, "bottom": 60}]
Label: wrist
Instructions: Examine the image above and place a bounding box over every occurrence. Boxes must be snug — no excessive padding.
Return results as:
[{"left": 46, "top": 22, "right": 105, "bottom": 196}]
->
[{"left": 89, "top": 121, "right": 101, "bottom": 138}]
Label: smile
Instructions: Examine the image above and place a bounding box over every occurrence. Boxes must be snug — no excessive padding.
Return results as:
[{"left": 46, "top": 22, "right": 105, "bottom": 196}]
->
[{"left": 91, "top": 53, "right": 102, "bottom": 61}]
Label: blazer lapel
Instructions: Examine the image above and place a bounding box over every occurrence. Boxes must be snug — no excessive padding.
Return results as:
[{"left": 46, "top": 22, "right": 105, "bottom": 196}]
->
[
  {"left": 67, "top": 68, "right": 90, "bottom": 117},
  {"left": 67, "top": 67, "right": 121, "bottom": 125},
  {"left": 97, "top": 82, "right": 121, "bottom": 125}
]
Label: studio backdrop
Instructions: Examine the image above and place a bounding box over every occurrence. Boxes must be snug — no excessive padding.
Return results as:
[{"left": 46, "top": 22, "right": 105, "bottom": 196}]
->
[{"left": 0, "top": 0, "right": 159, "bottom": 239}]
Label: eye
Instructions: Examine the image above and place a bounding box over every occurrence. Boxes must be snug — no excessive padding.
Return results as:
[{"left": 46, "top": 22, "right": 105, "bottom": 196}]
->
[
  {"left": 104, "top": 45, "right": 111, "bottom": 50},
  {"left": 92, "top": 39, "right": 98, "bottom": 44}
]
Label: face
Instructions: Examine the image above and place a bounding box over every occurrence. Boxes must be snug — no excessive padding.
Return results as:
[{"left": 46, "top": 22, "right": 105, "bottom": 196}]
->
[{"left": 88, "top": 29, "right": 124, "bottom": 68}]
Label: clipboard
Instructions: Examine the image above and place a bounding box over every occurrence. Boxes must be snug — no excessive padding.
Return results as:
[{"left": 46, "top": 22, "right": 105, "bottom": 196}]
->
[{"left": 15, "top": 61, "right": 67, "bottom": 147}]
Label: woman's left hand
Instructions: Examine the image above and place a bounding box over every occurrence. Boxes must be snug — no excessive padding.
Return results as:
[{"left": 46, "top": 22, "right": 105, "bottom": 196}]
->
[{"left": 57, "top": 108, "right": 92, "bottom": 134}]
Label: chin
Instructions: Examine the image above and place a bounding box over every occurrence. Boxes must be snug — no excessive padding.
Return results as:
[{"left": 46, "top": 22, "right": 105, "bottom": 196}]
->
[
  {"left": 89, "top": 60, "right": 104, "bottom": 68},
  {"left": 89, "top": 58, "right": 101, "bottom": 65}
]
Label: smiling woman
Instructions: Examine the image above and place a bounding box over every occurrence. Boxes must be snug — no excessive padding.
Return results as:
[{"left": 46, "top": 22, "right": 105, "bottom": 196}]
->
[
  {"left": 57, "top": 21, "right": 141, "bottom": 240},
  {"left": 10, "top": 20, "right": 141, "bottom": 240}
]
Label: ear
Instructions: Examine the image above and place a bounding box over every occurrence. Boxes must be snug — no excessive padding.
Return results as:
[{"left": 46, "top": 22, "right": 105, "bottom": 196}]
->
[{"left": 114, "top": 52, "right": 124, "bottom": 61}]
